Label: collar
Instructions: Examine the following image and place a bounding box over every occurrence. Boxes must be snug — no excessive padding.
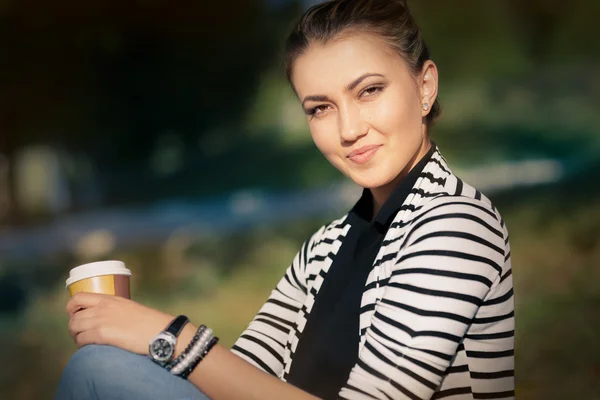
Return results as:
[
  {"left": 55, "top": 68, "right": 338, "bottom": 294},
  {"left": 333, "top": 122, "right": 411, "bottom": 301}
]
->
[{"left": 351, "top": 142, "right": 437, "bottom": 227}]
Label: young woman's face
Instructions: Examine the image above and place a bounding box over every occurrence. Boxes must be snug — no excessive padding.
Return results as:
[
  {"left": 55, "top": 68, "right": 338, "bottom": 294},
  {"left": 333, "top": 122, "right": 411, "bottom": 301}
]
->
[{"left": 291, "top": 33, "right": 436, "bottom": 190}]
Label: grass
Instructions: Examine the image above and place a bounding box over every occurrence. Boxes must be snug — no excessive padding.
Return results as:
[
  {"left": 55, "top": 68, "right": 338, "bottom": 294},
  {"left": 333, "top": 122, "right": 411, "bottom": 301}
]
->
[{"left": 1, "top": 192, "right": 599, "bottom": 399}]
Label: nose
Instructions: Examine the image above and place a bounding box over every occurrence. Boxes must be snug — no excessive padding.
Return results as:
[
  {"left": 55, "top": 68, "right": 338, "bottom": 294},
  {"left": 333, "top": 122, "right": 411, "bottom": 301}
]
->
[{"left": 338, "top": 103, "right": 368, "bottom": 143}]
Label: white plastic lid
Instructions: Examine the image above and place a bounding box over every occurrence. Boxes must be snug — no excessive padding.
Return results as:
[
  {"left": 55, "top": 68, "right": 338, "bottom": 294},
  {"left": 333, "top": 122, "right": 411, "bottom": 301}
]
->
[{"left": 65, "top": 260, "right": 132, "bottom": 287}]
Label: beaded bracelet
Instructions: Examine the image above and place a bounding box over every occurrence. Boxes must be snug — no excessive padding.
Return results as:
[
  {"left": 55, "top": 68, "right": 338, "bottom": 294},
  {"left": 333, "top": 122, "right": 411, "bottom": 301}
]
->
[
  {"left": 165, "top": 325, "right": 206, "bottom": 371},
  {"left": 179, "top": 336, "right": 220, "bottom": 379},
  {"left": 171, "top": 328, "right": 213, "bottom": 376}
]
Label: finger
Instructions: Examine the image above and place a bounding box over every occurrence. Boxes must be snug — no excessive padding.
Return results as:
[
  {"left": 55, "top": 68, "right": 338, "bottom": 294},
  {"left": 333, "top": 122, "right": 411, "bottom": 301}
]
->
[
  {"left": 68, "top": 308, "right": 99, "bottom": 338},
  {"left": 74, "top": 329, "right": 106, "bottom": 348},
  {"left": 68, "top": 316, "right": 96, "bottom": 339},
  {"left": 70, "top": 306, "right": 97, "bottom": 321},
  {"left": 75, "top": 325, "right": 117, "bottom": 348},
  {"left": 66, "top": 292, "right": 110, "bottom": 317}
]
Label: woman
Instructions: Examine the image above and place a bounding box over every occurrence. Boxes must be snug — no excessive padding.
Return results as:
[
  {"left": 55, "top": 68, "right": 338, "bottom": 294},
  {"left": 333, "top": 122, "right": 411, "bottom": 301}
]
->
[{"left": 55, "top": 1, "right": 515, "bottom": 399}]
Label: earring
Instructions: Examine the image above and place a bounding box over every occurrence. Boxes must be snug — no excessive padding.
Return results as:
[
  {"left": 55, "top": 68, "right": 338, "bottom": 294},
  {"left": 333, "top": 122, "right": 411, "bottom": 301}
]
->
[{"left": 422, "top": 103, "right": 429, "bottom": 111}]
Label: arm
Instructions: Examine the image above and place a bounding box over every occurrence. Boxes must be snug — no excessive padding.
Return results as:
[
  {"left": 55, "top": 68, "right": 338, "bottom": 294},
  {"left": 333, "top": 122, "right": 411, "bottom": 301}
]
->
[
  {"left": 182, "top": 237, "right": 318, "bottom": 400},
  {"left": 339, "top": 197, "right": 507, "bottom": 400},
  {"left": 175, "top": 328, "right": 319, "bottom": 400},
  {"left": 67, "top": 233, "right": 322, "bottom": 400}
]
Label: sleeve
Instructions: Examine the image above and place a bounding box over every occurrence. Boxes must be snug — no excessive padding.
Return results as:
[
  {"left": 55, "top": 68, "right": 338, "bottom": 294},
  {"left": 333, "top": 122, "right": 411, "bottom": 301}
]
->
[
  {"left": 231, "top": 234, "right": 314, "bottom": 378},
  {"left": 339, "top": 197, "right": 507, "bottom": 400}
]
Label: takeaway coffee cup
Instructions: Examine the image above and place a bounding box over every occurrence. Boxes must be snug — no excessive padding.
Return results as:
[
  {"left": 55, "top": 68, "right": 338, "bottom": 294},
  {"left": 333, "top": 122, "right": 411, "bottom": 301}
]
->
[{"left": 66, "top": 260, "right": 132, "bottom": 298}]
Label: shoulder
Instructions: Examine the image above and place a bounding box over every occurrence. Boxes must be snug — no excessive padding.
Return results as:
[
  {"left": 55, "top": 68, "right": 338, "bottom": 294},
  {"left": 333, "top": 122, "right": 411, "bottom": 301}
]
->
[
  {"left": 404, "top": 191, "right": 507, "bottom": 260},
  {"left": 415, "top": 193, "right": 502, "bottom": 226},
  {"left": 395, "top": 193, "right": 508, "bottom": 286},
  {"left": 426, "top": 172, "right": 507, "bottom": 234}
]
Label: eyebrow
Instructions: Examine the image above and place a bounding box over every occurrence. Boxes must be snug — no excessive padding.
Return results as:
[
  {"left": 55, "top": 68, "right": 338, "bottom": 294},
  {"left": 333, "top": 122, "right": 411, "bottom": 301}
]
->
[
  {"left": 301, "top": 73, "right": 385, "bottom": 107},
  {"left": 301, "top": 95, "right": 331, "bottom": 108},
  {"left": 347, "top": 73, "right": 384, "bottom": 91}
]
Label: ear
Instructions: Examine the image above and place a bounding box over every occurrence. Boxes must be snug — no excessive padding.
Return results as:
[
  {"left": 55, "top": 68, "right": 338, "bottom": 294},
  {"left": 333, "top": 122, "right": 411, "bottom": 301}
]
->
[{"left": 419, "top": 60, "right": 439, "bottom": 117}]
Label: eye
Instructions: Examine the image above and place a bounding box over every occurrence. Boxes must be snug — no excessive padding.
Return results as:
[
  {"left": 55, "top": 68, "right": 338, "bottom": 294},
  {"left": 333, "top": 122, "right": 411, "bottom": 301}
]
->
[
  {"left": 306, "top": 104, "right": 331, "bottom": 117},
  {"left": 360, "top": 85, "right": 384, "bottom": 98}
]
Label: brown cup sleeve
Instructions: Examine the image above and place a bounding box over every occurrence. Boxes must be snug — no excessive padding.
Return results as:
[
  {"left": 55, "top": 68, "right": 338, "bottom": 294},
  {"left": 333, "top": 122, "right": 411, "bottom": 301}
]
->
[{"left": 113, "top": 275, "right": 131, "bottom": 299}]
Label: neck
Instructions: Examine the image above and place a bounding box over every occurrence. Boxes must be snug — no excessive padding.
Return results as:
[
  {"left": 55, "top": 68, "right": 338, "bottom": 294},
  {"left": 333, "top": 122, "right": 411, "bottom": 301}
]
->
[{"left": 371, "top": 139, "right": 431, "bottom": 217}]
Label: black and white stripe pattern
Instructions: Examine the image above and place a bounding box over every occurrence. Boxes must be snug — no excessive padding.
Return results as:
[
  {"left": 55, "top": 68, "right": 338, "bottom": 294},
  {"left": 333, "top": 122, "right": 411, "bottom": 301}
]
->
[{"left": 232, "top": 147, "right": 514, "bottom": 399}]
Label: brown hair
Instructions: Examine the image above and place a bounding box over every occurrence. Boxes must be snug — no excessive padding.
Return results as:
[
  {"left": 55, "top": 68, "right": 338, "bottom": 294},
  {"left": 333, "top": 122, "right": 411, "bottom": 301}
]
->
[{"left": 283, "top": 0, "right": 441, "bottom": 125}]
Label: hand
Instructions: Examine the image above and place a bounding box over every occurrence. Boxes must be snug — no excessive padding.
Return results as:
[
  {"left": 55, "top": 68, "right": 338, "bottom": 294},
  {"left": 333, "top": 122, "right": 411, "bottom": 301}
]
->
[{"left": 66, "top": 292, "right": 173, "bottom": 355}]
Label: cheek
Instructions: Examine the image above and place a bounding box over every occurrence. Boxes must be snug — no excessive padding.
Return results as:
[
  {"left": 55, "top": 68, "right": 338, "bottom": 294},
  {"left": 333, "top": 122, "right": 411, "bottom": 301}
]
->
[
  {"left": 309, "top": 122, "right": 337, "bottom": 155},
  {"left": 309, "top": 122, "right": 348, "bottom": 170},
  {"left": 369, "top": 90, "right": 421, "bottom": 135}
]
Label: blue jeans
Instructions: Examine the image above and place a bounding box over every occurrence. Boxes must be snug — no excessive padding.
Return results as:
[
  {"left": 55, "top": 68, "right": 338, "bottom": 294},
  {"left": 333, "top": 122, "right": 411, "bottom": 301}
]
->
[{"left": 54, "top": 344, "right": 211, "bottom": 400}]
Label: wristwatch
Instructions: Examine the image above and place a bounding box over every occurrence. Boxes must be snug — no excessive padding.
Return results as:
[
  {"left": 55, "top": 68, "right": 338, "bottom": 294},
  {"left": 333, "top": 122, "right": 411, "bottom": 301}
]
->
[{"left": 148, "top": 315, "right": 190, "bottom": 366}]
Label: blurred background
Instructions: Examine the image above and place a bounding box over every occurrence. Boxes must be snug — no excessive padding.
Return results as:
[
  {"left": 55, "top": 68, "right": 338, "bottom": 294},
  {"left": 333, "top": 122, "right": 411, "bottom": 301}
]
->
[{"left": 1, "top": 0, "right": 599, "bottom": 398}]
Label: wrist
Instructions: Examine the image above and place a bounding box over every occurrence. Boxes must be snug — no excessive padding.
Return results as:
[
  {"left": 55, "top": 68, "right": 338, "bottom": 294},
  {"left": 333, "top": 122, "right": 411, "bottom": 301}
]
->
[{"left": 148, "top": 315, "right": 190, "bottom": 365}]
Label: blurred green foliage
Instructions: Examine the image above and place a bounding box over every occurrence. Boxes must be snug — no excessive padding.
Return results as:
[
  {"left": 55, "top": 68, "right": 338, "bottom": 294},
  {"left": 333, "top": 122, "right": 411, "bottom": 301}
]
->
[{"left": 1, "top": 0, "right": 599, "bottom": 216}]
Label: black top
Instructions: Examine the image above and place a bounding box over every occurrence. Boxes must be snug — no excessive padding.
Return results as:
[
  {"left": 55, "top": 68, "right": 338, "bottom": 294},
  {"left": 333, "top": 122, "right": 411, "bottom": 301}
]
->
[{"left": 286, "top": 146, "right": 435, "bottom": 399}]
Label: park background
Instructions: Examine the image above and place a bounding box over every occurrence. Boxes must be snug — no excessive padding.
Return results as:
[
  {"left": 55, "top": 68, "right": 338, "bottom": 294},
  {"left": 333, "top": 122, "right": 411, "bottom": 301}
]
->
[{"left": 0, "top": 0, "right": 599, "bottom": 398}]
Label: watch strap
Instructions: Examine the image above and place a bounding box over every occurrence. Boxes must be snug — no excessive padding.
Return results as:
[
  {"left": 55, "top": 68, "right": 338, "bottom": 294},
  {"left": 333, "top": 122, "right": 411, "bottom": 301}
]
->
[{"left": 165, "top": 315, "right": 190, "bottom": 338}]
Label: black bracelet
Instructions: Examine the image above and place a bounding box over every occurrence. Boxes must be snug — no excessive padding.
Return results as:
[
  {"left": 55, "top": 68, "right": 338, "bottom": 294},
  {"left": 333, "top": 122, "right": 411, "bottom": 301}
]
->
[
  {"left": 179, "top": 336, "right": 219, "bottom": 380},
  {"left": 165, "top": 325, "right": 206, "bottom": 371}
]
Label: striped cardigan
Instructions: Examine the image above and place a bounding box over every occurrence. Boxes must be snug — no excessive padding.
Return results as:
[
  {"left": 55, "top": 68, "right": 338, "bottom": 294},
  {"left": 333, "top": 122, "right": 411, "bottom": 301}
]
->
[{"left": 232, "top": 147, "right": 515, "bottom": 400}]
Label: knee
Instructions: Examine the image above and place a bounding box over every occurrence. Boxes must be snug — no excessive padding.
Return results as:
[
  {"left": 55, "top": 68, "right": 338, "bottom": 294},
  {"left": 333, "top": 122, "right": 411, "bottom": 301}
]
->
[
  {"left": 55, "top": 345, "right": 134, "bottom": 399},
  {"left": 64, "top": 344, "right": 125, "bottom": 380}
]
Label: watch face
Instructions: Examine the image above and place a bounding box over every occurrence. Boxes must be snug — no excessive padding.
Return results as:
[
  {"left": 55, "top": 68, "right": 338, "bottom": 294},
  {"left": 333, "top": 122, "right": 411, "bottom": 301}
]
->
[{"left": 150, "top": 337, "right": 174, "bottom": 361}]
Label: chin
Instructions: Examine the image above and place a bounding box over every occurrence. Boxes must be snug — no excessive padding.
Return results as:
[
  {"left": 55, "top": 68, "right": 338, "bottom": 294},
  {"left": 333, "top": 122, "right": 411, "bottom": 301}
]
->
[{"left": 347, "top": 169, "right": 396, "bottom": 190}]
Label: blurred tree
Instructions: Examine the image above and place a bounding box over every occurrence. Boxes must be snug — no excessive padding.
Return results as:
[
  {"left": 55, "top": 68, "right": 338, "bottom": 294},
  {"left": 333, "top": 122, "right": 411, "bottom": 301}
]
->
[
  {"left": 506, "top": 0, "right": 600, "bottom": 64},
  {"left": 0, "top": 0, "right": 281, "bottom": 221},
  {"left": 1, "top": 0, "right": 598, "bottom": 224}
]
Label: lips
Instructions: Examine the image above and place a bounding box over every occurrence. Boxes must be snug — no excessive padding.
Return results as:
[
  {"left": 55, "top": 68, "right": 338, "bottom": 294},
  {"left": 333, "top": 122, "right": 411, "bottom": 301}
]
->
[{"left": 347, "top": 144, "right": 382, "bottom": 164}]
